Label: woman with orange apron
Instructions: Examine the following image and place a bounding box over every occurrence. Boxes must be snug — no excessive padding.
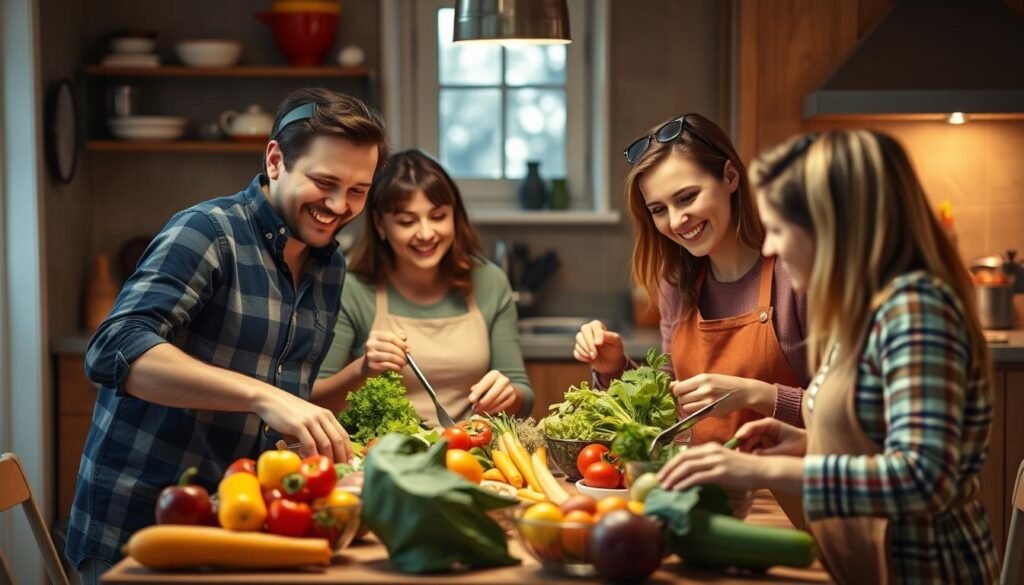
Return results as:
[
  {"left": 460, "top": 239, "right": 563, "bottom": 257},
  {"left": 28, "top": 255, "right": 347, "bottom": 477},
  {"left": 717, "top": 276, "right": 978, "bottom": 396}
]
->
[
  {"left": 314, "top": 150, "right": 534, "bottom": 426},
  {"left": 575, "top": 113, "right": 809, "bottom": 447},
  {"left": 658, "top": 131, "right": 999, "bottom": 583}
]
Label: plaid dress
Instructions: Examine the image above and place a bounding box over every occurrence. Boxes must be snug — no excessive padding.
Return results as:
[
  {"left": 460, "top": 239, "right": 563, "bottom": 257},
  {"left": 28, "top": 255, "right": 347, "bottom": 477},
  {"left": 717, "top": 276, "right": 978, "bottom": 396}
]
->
[
  {"left": 65, "top": 175, "right": 345, "bottom": 567},
  {"left": 803, "top": 271, "right": 1000, "bottom": 583}
]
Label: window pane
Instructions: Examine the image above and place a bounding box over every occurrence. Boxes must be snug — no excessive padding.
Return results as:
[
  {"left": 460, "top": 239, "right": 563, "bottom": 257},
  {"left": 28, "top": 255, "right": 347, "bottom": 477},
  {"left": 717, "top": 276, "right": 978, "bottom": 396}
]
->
[
  {"left": 505, "top": 45, "right": 567, "bottom": 86},
  {"left": 437, "top": 8, "right": 501, "bottom": 85},
  {"left": 440, "top": 88, "right": 503, "bottom": 179},
  {"left": 505, "top": 89, "right": 566, "bottom": 178}
]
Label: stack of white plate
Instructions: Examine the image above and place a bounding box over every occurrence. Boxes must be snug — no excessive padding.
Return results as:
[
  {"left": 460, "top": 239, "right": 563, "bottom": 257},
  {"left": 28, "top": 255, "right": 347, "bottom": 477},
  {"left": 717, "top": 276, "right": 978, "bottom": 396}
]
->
[
  {"left": 102, "top": 35, "right": 160, "bottom": 68},
  {"left": 108, "top": 116, "right": 187, "bottom": 141}
]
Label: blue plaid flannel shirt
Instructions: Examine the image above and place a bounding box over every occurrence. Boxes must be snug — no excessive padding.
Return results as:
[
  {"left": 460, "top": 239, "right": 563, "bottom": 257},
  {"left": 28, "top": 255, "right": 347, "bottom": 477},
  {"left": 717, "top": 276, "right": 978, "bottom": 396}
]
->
[{"left": 66, "top": 175, "right": 345, "bottom": 567}]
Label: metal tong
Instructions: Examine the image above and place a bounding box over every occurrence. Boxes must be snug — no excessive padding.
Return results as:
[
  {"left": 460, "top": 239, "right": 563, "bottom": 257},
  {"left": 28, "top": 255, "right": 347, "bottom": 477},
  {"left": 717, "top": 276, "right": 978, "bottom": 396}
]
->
[
  {"left": 648, "top": 391, "right": 736, "bottom": 457},
  {"left": 405, "top": 352, "right": 456, "bottom": 428}
]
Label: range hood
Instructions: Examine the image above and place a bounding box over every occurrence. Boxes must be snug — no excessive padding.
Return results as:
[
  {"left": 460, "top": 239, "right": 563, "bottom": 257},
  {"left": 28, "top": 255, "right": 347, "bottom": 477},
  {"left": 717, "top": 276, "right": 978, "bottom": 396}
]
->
[{"left": 804, "top": 0, "right": 1024, "bottom": 120}]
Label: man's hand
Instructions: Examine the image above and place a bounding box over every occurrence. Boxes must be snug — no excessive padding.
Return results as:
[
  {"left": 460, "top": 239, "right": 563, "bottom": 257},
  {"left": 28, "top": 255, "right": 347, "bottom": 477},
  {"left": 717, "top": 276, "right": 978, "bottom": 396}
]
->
[{"left": 255, "top": 389, "right": 352, "bottom": 463}]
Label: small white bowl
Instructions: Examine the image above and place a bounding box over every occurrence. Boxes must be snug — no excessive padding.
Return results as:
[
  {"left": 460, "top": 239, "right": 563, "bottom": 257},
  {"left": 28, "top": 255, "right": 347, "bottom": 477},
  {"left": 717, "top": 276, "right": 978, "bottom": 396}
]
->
[
  {"left": 575, "top": 479, "right": 629, "bottom": 501},
  {"left": 110, "top": 36, "right": 156, "bottom": 54},
  {"left": 175, "top": 39, "right": 242, "bottom": 67}
]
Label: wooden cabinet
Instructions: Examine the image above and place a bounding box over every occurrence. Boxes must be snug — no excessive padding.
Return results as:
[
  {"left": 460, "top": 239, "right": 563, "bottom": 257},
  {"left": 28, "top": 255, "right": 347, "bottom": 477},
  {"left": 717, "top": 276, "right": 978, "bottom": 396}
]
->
[
  {"left": 524, "top": 360, "right": 590, "bottom": 420},
  {"left": 977, "top": 364, "right": 1024, "bottom": 564},
  {"left": 55, "top": 354, "right": 97, "bottom": 520}
]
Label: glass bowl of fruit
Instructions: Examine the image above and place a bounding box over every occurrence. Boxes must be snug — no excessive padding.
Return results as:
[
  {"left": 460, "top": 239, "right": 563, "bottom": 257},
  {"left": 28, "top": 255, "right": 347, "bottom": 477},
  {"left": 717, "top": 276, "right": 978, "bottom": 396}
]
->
[
  {"left": 310, "top": 490, "right": 362, "bottom": 552},
  {"left": 507, "top": 496, "right": 625, "bottom": 577}
]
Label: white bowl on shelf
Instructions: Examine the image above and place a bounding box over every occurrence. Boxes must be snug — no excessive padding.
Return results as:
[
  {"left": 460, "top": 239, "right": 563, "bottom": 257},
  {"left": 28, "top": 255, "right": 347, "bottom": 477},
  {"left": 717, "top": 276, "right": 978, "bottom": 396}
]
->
[
  {"left": 108, "top": 116, "right": 187, "bottom": 141},
  {"left": 175, "top": 39, "right": 242, "bottom": 67},
  {"left": 110, "top": 36, "right": 156, "bottom": 54}
]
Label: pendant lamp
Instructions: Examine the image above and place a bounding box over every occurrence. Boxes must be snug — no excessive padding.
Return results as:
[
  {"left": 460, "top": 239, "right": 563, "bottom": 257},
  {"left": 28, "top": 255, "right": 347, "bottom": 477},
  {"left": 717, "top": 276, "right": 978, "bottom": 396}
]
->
[{"left": 452, "top": 0, "right": 571, "bottom": 45}]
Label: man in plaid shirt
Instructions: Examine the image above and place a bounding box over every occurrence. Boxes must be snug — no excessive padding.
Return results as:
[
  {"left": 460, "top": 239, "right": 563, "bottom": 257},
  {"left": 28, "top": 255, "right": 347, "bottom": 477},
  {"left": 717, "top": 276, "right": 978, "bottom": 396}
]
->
[{"left": 66, "top": 88, "right": 388, "bottom": 584}]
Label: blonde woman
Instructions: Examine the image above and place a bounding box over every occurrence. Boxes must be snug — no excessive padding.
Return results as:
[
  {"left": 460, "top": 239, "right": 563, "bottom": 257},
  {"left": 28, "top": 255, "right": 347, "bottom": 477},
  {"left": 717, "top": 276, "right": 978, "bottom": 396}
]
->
[
  {"left": 657, "top": 130, "right": 999, "bottom": 583},
  {"left": 574, "top": 114, "right": 809, "bottom": 444}
]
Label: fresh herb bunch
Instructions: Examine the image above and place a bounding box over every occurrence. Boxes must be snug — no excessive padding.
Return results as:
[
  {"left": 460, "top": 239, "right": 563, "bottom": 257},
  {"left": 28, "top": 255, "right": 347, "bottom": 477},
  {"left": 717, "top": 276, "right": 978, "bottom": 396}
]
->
[
  {"left": 542, "top": 349, "right": 677, "bottom": 442},
  {"left": 337, "top": 371, "right": 423, "bottom": 445}
]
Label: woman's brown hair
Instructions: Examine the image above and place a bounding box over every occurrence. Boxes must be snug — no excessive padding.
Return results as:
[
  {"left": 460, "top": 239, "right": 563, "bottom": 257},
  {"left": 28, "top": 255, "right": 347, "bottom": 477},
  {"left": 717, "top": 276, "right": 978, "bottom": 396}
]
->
[
  {"left": 348, "top": 150, "right": 483, "bottom": 295},
  {"left": 625, "top": 113, "right": 763, "bottom": 315},
  {"left": 749, "top": 130, "right": 990, "bottom": 381}
]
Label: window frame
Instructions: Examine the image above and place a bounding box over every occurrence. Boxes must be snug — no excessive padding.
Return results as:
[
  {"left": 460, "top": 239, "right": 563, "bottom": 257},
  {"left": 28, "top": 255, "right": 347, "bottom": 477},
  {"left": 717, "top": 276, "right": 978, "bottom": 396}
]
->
[{"left": 381, "top": 0, "right": 616, "bottom": 222}]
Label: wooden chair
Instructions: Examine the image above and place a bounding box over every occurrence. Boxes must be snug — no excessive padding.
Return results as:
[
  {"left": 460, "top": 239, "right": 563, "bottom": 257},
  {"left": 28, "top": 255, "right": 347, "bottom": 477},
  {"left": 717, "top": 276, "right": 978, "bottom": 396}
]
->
[
  {"left": 1005, "top": 458, "right": 1024, "bottom": 585},
  {"left": 0, "top": 453, "right": 70, "bottom": 585}
]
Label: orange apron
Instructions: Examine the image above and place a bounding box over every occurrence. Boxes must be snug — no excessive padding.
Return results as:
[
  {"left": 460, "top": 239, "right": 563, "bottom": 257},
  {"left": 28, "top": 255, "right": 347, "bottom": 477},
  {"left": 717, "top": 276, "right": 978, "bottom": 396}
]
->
[
  {"left": 670, "top": 257, "right": 802, "bottom": 444},
  {"left": 370, "top": 285, "right": 490, "bottom": 427},
  {"left": 801, "top": 346, "right": 891, "bottom": 584}
]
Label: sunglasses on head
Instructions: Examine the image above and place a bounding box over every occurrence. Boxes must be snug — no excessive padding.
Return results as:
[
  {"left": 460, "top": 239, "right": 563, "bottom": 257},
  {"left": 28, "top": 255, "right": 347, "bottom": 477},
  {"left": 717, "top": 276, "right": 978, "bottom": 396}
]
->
[{"left": 623, "top": 114, "right": 727, "bottom": 165}]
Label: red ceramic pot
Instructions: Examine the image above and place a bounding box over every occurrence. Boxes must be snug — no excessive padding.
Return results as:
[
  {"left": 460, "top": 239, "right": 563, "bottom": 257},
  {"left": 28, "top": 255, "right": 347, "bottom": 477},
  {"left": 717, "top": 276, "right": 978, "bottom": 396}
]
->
[{"left": 256, "top": 9, "right": 339, "bottom": 66}]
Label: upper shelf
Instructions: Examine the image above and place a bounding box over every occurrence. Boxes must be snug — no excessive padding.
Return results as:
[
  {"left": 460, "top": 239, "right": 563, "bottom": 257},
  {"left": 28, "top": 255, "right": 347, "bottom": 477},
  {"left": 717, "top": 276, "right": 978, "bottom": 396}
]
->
[{"left": 84, "top": 65, "right": 373, "bottom": 78}]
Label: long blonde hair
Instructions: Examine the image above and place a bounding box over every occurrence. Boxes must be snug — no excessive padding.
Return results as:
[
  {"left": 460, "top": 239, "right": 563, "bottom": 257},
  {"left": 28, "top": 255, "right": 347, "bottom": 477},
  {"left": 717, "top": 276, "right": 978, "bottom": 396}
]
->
[
  {"left": 749, "top": 130, "right": 989, "bottom": 380},
  {"left": 625, "top": 113, "right": 763, "bottom": 315}
]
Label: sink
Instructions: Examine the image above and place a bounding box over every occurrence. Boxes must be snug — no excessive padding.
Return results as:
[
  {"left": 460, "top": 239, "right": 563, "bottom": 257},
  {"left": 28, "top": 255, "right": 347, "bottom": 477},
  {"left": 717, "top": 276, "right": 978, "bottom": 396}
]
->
[{"left": 517, "top": 316, "right": 592, "bottom": 336}]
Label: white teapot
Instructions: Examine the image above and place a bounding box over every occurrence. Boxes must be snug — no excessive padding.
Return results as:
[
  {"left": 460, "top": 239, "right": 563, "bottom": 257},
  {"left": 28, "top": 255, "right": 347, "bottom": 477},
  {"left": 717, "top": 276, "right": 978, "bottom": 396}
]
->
[{"left": 219, "top": 104, "right": 273, "bottom": 140}]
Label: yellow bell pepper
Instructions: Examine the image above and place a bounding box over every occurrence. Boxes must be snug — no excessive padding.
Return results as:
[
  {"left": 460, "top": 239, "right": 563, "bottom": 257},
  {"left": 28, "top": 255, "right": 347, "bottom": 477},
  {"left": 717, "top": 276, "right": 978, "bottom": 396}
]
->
[
  {"left": 256, "top": 449, "right": 302, "bottom": 491},
  {"left": 217, "top": 472, "right": 267, "bottom": 531}
]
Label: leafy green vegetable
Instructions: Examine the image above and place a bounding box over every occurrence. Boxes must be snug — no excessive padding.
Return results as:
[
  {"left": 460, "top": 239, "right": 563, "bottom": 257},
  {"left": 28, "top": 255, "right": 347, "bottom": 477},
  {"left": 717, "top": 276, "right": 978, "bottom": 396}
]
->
[
  {"left": 337, "top": 372, "right": 423, "bottom": 445},
  {"left": 542, "top": 349, "right": 677, "bottom": 442},
  {"left": 361, "top": 434, "right": 520, "bottom": 572},
  {"left": 610, "top": 422, "right": 658, "bottom": 462},
  {"left": 644, "top": 485, "right": 732, "bottom": 534}
]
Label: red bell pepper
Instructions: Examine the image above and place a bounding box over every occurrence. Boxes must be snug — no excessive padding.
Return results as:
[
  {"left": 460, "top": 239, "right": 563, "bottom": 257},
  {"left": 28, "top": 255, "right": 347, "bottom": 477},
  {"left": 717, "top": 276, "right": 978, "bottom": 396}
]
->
[
  {"left": 154, "top": 467, "right": 215, "bottom": 526},
  {"left": 223, "top": 457, "right": 257, "bottom": 478},
  {"left": 279, "top": 454, "right": 337, "bottom": 502},
  {"left": 264, "top": 498, "right": 312, "bottom": 537}
]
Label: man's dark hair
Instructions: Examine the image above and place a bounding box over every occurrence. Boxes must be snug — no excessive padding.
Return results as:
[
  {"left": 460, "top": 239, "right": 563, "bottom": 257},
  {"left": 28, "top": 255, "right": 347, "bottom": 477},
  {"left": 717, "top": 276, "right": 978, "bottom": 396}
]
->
[{"left": 264, "top": 88, "right": 388, "bottom": 177}]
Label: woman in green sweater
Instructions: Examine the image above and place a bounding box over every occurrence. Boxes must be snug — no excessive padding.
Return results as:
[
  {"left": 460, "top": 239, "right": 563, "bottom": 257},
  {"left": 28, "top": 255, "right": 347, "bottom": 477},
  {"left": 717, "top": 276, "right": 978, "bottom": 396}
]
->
[{"left": 314, "top": 150, "right": 533, "bottom": 426}]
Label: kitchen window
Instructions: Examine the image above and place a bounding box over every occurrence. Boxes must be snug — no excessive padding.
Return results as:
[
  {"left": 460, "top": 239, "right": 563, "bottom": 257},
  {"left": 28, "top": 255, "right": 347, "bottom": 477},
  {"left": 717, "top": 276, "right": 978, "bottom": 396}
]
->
[{"left": 381, "top": 0, "right": 616, "bottom": 223}]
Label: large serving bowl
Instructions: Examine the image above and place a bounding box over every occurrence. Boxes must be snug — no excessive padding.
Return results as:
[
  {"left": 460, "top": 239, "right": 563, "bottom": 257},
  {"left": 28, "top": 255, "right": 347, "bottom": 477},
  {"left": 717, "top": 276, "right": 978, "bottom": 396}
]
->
[
  {"left": 256, "top": 2, "right": 340, "bottom": 66},
  {"left": 575, "top": 479, "right": 629, "bottom": 502},
  {"left": 175, "top": 39, "right": 242, "bottom": 67},
  {"left": 508, "top": 508, "right": 597, "bottom": 577},
  {"left": 543, "top": 436, "right": 611, "bottom": 482}
]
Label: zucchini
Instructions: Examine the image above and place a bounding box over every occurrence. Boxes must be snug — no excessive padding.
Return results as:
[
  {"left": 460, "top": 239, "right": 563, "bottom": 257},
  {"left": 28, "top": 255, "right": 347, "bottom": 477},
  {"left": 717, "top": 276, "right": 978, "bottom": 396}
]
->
[{"left": 671, "top": 509, "right": 817, "bottom": 570}]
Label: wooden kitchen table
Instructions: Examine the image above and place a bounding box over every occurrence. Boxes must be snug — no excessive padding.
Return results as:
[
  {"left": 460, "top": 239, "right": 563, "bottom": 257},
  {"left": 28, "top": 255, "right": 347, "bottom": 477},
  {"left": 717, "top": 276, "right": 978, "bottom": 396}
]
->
[{"left": 103, "top": 490, "right": 829, "bottom": 584}]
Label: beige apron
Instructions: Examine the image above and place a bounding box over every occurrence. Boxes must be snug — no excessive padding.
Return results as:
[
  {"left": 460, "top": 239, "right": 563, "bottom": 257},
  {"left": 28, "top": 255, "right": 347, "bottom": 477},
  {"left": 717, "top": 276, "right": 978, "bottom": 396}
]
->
[
  {"left": 370, "top": 284, "right": 490, "bottom": 427},
  {"left": 802, "top": 346, "right": 891, "bottom": 585}
]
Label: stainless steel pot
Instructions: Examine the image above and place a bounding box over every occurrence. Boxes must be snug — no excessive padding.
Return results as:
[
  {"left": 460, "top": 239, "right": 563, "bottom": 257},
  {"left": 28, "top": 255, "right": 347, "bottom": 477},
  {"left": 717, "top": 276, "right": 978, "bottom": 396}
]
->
[{"left": 974, "top": 284, "right": 1015, "bottom": 330}]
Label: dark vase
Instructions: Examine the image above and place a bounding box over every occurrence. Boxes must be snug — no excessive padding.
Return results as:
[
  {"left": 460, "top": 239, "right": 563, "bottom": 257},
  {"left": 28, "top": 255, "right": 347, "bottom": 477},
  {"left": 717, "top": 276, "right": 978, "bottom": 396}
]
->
[{"left": 518, "top": 161, "right": 548, "bottom": 210}]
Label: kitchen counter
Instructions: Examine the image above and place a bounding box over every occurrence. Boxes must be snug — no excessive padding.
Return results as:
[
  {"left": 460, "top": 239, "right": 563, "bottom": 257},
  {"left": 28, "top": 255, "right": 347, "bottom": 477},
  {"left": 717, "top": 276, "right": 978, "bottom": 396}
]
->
[
  {"left": 102, "top": 490, "right": 829, "bottom": 584},
  {"left": 53, "top": 328, "right": 1024, "bottom": 364}
]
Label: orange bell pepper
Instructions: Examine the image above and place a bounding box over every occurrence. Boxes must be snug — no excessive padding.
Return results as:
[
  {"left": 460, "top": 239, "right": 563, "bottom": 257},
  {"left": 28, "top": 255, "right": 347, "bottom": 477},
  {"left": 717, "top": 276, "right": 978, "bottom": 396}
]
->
[{"left": 217, "top": 472, "right": 267, "bottom": 531}]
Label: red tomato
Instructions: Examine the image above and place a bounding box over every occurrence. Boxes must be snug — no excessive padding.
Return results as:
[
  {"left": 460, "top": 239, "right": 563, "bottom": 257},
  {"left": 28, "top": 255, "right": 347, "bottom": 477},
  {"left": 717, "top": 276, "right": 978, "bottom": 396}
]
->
[
  {"left": 457, "top": 419, "right": 494, "bottom": 448},
  {"left": 576, "top": 444, "right": 610, "bottom": 477},
  {"left": 583, "top": 461, "right": 621, "bottom": 489},
  {"left": 265, "top": 499, "right": 312, "bottom": 537},
  {"left": 441, "top": 426, "right": 473, "bottom": 451},
  {"left": 223, "top": 458, "right": 257, "bottom": 478}
]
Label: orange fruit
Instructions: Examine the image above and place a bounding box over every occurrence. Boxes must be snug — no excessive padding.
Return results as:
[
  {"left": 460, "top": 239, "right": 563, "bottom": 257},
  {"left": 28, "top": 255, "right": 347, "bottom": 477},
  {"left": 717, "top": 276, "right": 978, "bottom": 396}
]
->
[
  {"left": 560, "top": 510, "right": 595, "bottom": 560},
  {"left": 445, "top": 449, "right": 484, "bottom": 484},
  {"left": 594, "top": 496, "right": 629, "bottom": 519}
]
